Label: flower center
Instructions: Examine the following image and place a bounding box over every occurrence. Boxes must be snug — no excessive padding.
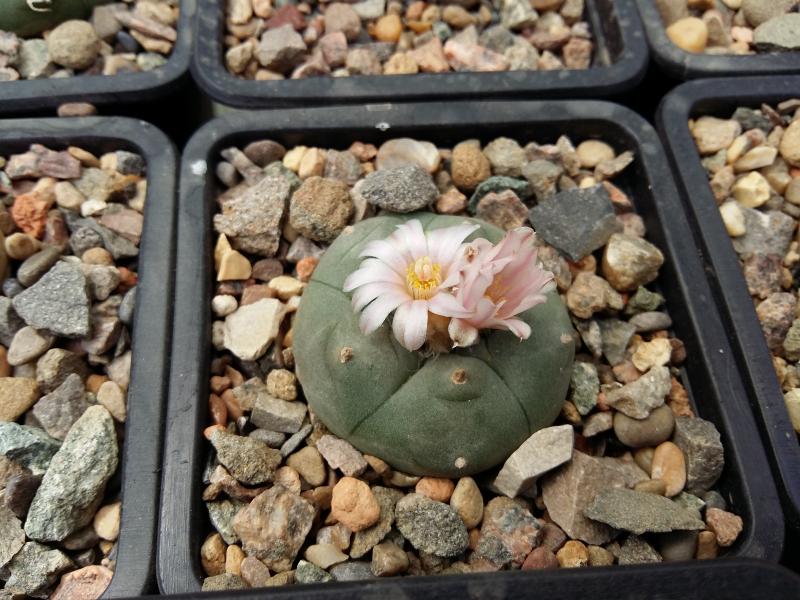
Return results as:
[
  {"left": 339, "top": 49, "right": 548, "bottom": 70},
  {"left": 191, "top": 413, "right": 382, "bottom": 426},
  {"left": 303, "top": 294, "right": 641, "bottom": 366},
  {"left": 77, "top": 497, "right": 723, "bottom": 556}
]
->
[
  {"left": 485, "top": 274, "right": 510, "bottom": 304},
  {"left": 406, "top": 256, "right": 442, "bottom": 300}
]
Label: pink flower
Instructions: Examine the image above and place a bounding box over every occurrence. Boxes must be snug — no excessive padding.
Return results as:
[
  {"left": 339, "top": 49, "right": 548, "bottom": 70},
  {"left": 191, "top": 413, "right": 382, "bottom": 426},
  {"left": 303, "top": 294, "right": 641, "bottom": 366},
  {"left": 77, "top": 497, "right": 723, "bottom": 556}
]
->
[
  {"left": 448, "top": 227, "right": 554, "bottom": 348},
  {"left": 343, "top": 219, "right": 479, "bottom": 351}
]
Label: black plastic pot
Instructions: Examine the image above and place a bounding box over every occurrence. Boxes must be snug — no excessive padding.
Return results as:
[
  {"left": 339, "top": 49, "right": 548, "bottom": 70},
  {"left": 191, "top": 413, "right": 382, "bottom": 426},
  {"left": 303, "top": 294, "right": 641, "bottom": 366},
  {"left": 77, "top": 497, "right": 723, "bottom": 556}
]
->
[
  {"left": 158, "top": 100, "right": 784, "bottom": 594},
  {"left": 0, "top": 0, "right": 195, "bottom": 116},
  {"left": 0, "top": 117, "right": 177, "bottom": 597},
  {"left": 147, "top": 559, "right": 800, "bottom": 599},
  {"left": 657, "top": 77, "right": 800, "bottom": 535},
  {"left": 634, "top": 0, "right": 800, "bottom": 80},
  {"left": 192, "top": 0, "right": 648, "bottom": 108}
]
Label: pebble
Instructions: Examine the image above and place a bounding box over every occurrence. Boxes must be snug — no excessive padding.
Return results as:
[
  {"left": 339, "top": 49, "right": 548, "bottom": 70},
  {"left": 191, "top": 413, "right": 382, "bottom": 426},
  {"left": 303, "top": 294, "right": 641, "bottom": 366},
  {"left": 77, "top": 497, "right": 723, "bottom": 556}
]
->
[
  {"left": 233, "top": 486, "right": 315, "bottom": 571},
  {"left": 476, "top": 189, "right": 528, "bottom": 230},
  {"left": 529, "top": 185, "right": 619, "bottom": 261},
  {"left": 415, "top": 477, "right": 455, "bottom": 502},
  {"left": 202, "top": 573, "right": 246, "bottom": 591},
  {"left": 556, "top": 540, "right": 589, "bottom": 568},
  {"left": 210, "top": 429, "right": 281, "bottom": 485},
  {"left": 375, "top": 138, "right": 441, "bottom": 173},
  {"left": 650, "top": 441, "right": 687, "bottom": 497},
  {"left": 32, "top": 373, "right": 91, "bottom": 440},
  {"left": 201, "top": 533, "right": 227, "bottom": 576},
  {"left": 618, "top": 535, "right": 662, "bottom": 565},
  {"left": 476, "top": 496, "right": 542, "bottom": 567},
  {"left": 330, "top": 560, "right": 375, "bottom": 581},
  {"left": 570, "top": 361, "right": 599, "bottom": 415},
  {"left": 295, "top": 559, "right": 333, "bottom": 583},
  {"left": 207, "top": 499, "right": 245, "bottom": 545},
  {"left": 371, "top": 541, "right": 409, "bottom": 576},
  {"left": 754, "top": 13, "right": 800, "bottom": 52},
  {"left": 632, "top": 338, "right": 673, "bottom": 371},
  {"left": 0, "top": 376, "right": 38, "bottom": 421},
  {"left": 50, "top": 564, "right": 113, "bottom": 600},
  {"left": 732, "top": 171, "right": 771, "bottom": 208},
  {"left": 24, "top": 406, "right": 118, "bottom": 542},
  {"left": 317, "top": 434, "right": 368, "bottom": 477},
  {"left": 360, "top": 165, "right": 438, "bottom": 213},
  {"left": 672, "top": 416, "right": 725, "bottom": 494},
  {"left": 613, "top": 404, "right": 675, "bottom": 448},
  {"left": 449, "top": 477, "right": 483, "bottom": 528},
  {"left": 0, "top": 422, "right": 61, "bottom": 475},
  {"left": 522, "top": 546, "right": 560, "bottom": 570},
  {"left": 705, "top": 507, "right": 743, "bottom": 547},
  {"left": 602, "top": 233, "right": 664, "bottom": 292},
  {"left": 251, "top": 393, "right": 307, "bottom": 434},
  {"left": 666, "top": 17, "right": 708, "bottom": 53},
  {"left": 12, "top": 262, "right": 91, "bottom": 338},
  {"left": 350, "top": 486, "right": 403, "bottom": 557},
  {"left": 286, "top": 446, "right": 327, "bottom": 486},
  {"left": 584, "top": 488, "right": 706, "bottom": 534},
  {"left": 492, "top": 425, "right": 574, "bottom": 498},
  {"left": 4, "top": 471, "right": 42, "bottom": 519},
  {"left": 604, "top": 365, "right": 671, "bottom": 419},
  {"left": 92, "top": 502, "right": 121, "bottom": 542},
  {"left": 240, "top": 556, "right": 271, "bottom": 587},
  {"left": 305, "top": 543, "right": 348, "bottom": 569},
  {"left": 223, "top": 299, "right": 285, "bottom": 361},
  {"left": 290, "top": 177, "right": 353, "bottom": 242},
  {"left": 395, "top": 493, "right": 469, "bottom": 557},
  {"left": 46, "top": 21, "right": 101, "bottom": 70},
  {"left": 4, "top": 541, "right": 72, "bottom": 597},
  {"left": 692, "top": 117, "right": 741, "bottom": 155},
  {"left": 331, "top": 477, "right": 381, "bottom": 532}
]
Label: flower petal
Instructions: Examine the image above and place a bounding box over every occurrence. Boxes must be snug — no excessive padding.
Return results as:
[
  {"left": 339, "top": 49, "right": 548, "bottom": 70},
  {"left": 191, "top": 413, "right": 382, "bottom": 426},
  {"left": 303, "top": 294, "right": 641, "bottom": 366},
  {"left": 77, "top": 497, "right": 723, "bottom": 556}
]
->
[
  {"left": 449, "top": 318, "right": 479, "bottom": 348},
  {"left": 502, "top": 318, "right": 531, "bottom": 340},
  {"left": 359, "top": 293, "right": 409, "bottom": 334},
  {"left": 428, "top": 223, "right": 480, "bottom": 267},
  {"left": 343, "top": 259, "right": 403, "bottom": 292},
  {"left": 392, "top": 299, "right": 429, "bottom": 351},
  {"left": 392, "top": 220, "right": 428, "bottom": 260},
  {"left": 359, "top": 239, "right": 408, "bottom": 276},
  {"left": 351, "top": 281, "right": 407, "bottom": 312},
  {"left": 428, "top": 292, "right": 472, "bottom": 318}
]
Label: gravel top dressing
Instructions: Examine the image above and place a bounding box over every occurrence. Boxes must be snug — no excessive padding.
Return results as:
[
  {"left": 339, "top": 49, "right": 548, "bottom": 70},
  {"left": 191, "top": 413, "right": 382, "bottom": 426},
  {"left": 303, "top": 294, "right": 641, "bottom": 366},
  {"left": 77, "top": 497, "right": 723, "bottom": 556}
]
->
[{"left": 195, "top": 130, "right": 744, "bottom": 591}]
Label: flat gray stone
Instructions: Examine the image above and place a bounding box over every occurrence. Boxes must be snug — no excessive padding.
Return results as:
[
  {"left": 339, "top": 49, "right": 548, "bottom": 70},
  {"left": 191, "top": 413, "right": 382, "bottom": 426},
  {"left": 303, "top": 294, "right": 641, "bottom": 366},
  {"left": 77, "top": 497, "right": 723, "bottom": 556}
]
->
[
  {"left": 569, "top": 362, "right": 599, "bottom": 416},
  {"left": 0, "top": 422, "right": 60, "bottom": 475},
  {"left": 541, "top": 451, "right": 626, "bottom": 545},
  {"left": 529, "top": 185, "right": 621, "bottom": 261},
  {"left": 207, "top": 498, "right": 246, "bottom": 545},
  {"left": 492, "top": 425, "right": 574, "bottom": 498},
  {"left": 65, "top": 214, "right": 139, "bottom": 260},
  {"left": 672, "top": 416, "right": 724, "bottom": 494},
  {"left": 597, "top": 318, "right": 636, "bottom": 366},
  {"left": 25, "top": 406, "right": 118, "bottom": 542},
  {"left": 754, "top": 13, "right": 800, "bottom": 51},
  {"left": 12, "top": 262, "right": 91, "bottom": 338},
  {"left": 0, "top": 297, "right": 25, "bottom": 346},
  {"left": 295, "top": 559, "right": 333, "bottom": 583},
  {"left": 32, "top": 374, "right": 90, "bottom": 441},
  {"left": 0, "top": 504, "right": 25, "bottom": 568},
  {"left": 7, "top": 326, "right": 54, "bottom": 366},
  {"left": 251, "top": 393, "right": 307, "bottom": 434},
  {"left": 210, "top": 429, "right": 281, "bottom": 485},
  {"left": 202, "top": 573, "right": 247, "bottom": 591},
  {"left": 468, "top": 176, "right": 531, "bottom": 212},
  {"left": 395, "top": 493, "right": 469, "bottom": 557},
  {"left": 732, "top": 208, "right": 795, "bottom": 257},
  {"left": 360, "top": 165, "right": 438, "bottom": 213},
  {"left": 584, "top": 488, "right": 706, "bottom": 535},
  {"left": 604, "top": 365, "right": 671, "bottom": 419},
  {"left": 4, "top": 541, "right": 72, "bottom": 598},
  {"left": 329, "top": 561, "right": 376, "bottom": 581},
  {"left": 316, "top": 434, "right": 368, "bottom": 477},
  {"left": 618, "top": 535, "right": 662, "bottom": 565}
]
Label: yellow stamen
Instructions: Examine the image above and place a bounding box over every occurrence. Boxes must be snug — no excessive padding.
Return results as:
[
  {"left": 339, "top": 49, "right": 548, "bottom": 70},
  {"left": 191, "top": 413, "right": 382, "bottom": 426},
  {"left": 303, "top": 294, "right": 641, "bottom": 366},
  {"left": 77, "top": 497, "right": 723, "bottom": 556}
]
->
[{"left": 406, "top": 256, "right": 442, "bottom": 300}]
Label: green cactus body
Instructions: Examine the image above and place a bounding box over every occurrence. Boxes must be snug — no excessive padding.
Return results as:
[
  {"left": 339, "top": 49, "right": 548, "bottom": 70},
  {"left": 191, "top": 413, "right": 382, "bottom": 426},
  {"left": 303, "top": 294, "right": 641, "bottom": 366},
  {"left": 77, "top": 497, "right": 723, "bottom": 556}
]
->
[
  {"left": 1, "top": 0, "right": 110, "bottom": 37},
  {"left": 294, "top": 213, "right": 575, "bottom": 477}
]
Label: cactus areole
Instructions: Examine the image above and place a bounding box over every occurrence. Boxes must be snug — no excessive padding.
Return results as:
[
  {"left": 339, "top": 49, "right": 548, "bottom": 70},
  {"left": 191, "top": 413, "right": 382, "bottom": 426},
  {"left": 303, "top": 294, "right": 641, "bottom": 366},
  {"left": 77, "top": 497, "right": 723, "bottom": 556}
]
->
[
  {"left": 1, "top": 0, "right": 111, "bottom": 37},
  {"left": 294, "top": 213, "right": 575, "bottom": 477}
]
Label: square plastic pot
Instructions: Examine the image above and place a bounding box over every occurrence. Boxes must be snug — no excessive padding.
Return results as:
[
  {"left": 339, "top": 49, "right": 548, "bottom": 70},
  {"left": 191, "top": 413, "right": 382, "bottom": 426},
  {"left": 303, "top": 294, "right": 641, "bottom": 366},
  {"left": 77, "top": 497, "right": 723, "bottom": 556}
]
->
[
  {"left": 634, "top": 0, "right": 800, "bottom": 80},
  {"left": 157, "top": 100, "right": 784, "bottom": 595},
  {"left": 0, "top": 0, "right": 195, "bottom": 116},
  {"left": 657, "top": 76, "right": 800, "bottom": 533},
  {"left": 0, "top": 117, "right": 177, "bottom": 597},
  {"left": 192, "top": 0, "right": 648, "bottom": 108}
]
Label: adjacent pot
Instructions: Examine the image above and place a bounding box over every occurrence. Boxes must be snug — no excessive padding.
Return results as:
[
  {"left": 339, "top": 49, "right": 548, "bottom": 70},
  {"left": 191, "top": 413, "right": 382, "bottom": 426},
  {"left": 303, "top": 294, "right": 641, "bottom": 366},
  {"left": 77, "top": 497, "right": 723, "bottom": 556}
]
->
[
  {"left": 634, "top": 0, "right": 800, "bottom": 80},
  {"left": 192, "top": 0, "right": 648, "bottom": 108},
  {"left": 157, "top": 100, "right": 784, "bottom": 594},
  {"left": 0, "top": 117, "right": 177, "bottom": 597},
  {"left": 657, "top": 76, "right": 800, "bottom": 532},
  {"left": 0, "top": 0, "right": 195, "bottom": 116}
]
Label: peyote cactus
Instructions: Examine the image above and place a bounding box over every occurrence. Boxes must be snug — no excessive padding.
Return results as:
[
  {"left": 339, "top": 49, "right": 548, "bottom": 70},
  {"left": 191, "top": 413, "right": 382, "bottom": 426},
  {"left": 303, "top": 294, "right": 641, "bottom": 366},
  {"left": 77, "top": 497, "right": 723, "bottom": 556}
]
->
[
  {"left": 1, "top": 0, "right": 110, "bottom": 36},
  {"left": 294, "top": 213, "right": 575, "bottom": 477}
]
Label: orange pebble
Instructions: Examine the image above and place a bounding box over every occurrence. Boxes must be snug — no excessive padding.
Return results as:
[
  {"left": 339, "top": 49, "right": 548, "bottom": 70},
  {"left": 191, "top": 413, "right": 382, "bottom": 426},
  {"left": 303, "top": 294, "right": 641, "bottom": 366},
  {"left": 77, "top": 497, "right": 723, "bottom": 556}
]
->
[
  {"left": 209, "top": 394, "right": 228, "bottom": 426},
  {"left": 86, "top": 374, "right": 110, "bottom": 394},
  {"left": 296, "top": 256, "right": 318, "bottom": 282},
  {"left": 10, "top": 192, "right": 50, "bottom": 239},
  {"left": 221, "top": 389, "right": 243, "bottom": 421}
]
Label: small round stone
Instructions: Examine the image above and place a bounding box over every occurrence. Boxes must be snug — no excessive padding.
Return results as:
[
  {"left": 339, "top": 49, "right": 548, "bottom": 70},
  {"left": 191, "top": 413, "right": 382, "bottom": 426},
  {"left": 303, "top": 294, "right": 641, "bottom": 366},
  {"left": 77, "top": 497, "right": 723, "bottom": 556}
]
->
[
  {"left": 212, "top": 295, "right": 238, "bottom": 317},
  {"left": 373, "top": 14, "right": 403, "bottom": 42},
  {"left": 93, "top": 501, "right": 121, "bottom": 541},
  {"left": 287, "top": 446, "right": 327, "bottom": 486},
  {"left": 4, "top": 233, "right": 40, "bottom": 261},
  {"left": 451, "top": 141, "right": 491, "bottom": 192},
  {"left": 47, "top": 20, "right": 101, "bottom": 70},
  {"left": 650, "top": 441, "right": 687, "bottom": 497},
  {"left": 449, "top": 476, "right": 483, "bottom": 528},
  {"left": 290, "top": 177, "right": 353, "bottom": 242},
  {"left": 331, "top": 477, "right": 381, "bottom": 532},
  {"left": 719, "top": 201, "right": 746, "bottom": 237},
  {"left": 201, "top": 533, "right": 227, "bottom": 576},
  {"left": 556, "top": 540, "right": 589, "bottom": 568},
  {"left": 82, "top": 247, "right": 114, "bottom": 266},
  {"left": 97, "top": 380, "right": 127, "bottom": 423},
  {"left": 522, "top": 546, "right": 559, "bottom": 570},
  {"left": 666, "top": 17, "right": 709, "bottom": 53},
  {"left": 613, "top": 404, "right": 675, "bottom": 448},
  {"left": 780, "top": 120, "right": 800, "bottom": 167},
  {"left": 576, "top": 140, "right": 615, "bottom": 169}
]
